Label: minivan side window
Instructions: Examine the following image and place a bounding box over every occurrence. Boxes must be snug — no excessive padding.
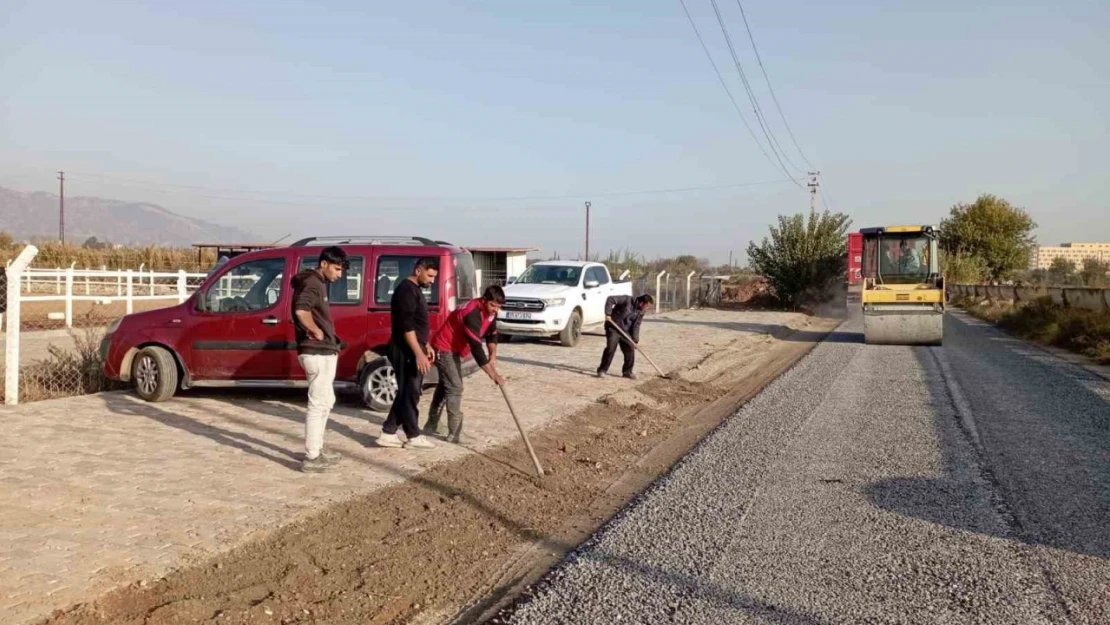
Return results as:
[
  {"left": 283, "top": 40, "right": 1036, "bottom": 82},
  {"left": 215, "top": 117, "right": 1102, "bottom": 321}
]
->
[
  {"left": 374, "top": 256, "right": 441, "bottom": 306},
  {"left": 453, "top": 252, "right": 477, "bottom": 303},
  {"left": 205, "top": 258, "right": 286, "bottom": 313},
  {"left": 298, "top": 255, "right": 364, "bottom": 305}
]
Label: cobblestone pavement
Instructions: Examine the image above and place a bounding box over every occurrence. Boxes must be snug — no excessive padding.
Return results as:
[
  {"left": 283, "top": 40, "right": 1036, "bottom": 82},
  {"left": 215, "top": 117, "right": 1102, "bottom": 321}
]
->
[{"left": 0, "top": 308, "right": 814, "bottom": 625}]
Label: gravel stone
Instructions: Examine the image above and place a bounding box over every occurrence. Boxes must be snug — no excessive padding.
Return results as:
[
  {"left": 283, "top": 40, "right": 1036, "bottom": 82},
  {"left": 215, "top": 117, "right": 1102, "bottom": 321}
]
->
[{"left": 504, "top": 313, "right": 1110, "bottom": 624}]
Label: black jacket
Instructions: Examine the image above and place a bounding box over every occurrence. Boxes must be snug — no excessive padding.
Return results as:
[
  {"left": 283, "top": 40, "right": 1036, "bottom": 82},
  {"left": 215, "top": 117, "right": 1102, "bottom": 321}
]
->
[
  {"left": 291, "top": 269, "right": 341, "bottom": 355},
  {"left": 605, "top": 295, "right": 645, "bottom": 342}
]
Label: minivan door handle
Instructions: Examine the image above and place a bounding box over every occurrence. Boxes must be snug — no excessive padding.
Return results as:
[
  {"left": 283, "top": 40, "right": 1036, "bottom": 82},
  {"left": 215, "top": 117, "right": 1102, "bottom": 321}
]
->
[{"left": 261, "top": 317, "right": 280, "bottom": 325}]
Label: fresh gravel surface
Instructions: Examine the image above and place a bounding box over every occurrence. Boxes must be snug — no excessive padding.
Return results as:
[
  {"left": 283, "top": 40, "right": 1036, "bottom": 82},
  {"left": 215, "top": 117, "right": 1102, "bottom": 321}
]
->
[{"left": 501, "top": 312, "right": 1110, "bottom": 624}]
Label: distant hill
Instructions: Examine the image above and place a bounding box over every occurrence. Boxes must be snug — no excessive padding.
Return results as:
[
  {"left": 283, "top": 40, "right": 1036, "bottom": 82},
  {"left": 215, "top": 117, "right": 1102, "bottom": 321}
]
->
[{"left": 0, "top": 186, "right": 258, "bottom": 246}]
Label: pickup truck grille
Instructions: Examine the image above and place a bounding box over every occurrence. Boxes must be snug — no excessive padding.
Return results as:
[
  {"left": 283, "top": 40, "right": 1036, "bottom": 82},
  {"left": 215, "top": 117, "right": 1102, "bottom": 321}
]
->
[{"left": 502, "top": 298, "right": 546, "bottom": 312}]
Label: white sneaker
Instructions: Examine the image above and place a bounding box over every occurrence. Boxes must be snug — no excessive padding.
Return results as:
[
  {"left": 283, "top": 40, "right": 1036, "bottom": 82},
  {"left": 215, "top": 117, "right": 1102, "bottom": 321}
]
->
[
  {"left": 376, "top": 433, "right": 404, "bottom": 448},
  {"left": 404, "top": 435, "right": 436, "bottom": 450}
]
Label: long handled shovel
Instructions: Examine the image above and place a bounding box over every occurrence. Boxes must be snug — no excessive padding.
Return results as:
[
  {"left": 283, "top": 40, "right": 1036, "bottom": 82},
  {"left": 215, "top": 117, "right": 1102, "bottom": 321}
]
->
[
  {"left": 607, "top": 320, "right": 670, "bottom": 379},
  {"left": 498, "top": 383, "right": 545, "bottom": 477}
]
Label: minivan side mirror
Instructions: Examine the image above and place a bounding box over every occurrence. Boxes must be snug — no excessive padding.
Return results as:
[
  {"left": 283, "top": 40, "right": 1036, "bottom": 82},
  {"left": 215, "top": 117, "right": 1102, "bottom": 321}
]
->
[
  {"left": 585, "top": 280, "right": 600, "bottom": 289},
  {"left": 508, "top": 276, "right": 517, "bottom": 284},
  {"left": 195, "top": 290, "right": 208, "bottom": 312}
]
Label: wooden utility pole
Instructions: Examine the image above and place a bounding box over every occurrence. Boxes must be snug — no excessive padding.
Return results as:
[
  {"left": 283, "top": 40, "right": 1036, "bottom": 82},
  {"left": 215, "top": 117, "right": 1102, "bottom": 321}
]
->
[
  {"left": 58, "top": 171, "right": 65, "bottom": 244},
  {"left": 584, "top": 201, "right": 591, "bottom": 261}
]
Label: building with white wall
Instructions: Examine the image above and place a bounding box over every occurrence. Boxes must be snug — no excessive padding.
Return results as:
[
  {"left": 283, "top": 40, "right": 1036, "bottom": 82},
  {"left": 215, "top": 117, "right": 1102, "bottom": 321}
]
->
[
  {"left": 466, "top": 247, "right": 537, "bottom": 288},
  {"left": 1029, "top": 242, "right": 1110, "bottom": 270}
]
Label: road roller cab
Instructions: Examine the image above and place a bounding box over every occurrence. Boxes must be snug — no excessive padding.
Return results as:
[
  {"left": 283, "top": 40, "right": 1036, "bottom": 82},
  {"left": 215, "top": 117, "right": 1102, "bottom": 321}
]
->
[{"left": 859, "top": 225, "right": 945, "bottom": 346}]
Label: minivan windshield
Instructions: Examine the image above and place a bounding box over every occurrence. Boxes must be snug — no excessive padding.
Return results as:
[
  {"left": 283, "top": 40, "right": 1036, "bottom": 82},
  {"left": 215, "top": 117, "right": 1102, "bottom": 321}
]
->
[{"left": 515, "top": 264, "right": 582, "bottom": 287}]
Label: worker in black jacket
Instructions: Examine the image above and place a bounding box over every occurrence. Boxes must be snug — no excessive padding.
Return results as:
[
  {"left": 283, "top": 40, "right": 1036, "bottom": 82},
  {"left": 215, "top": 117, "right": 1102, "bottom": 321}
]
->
[{"left": 597, "top": 294, "right": 654, "bottom": 379}]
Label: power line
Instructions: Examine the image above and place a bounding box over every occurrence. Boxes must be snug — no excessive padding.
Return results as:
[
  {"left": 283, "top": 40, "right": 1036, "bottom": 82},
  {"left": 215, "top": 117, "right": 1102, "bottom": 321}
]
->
[
  {"left": 677, "top": 0, "right": 789, "bottom": 183},
  {"left": 707, "top": 0, "right": 803, "bottom": 182},
  {"left": 60, "top": 170, "right": 796, "bottom": 205},
  {"left": 733, "top": 0, "right": 815, "bottom": 170}
]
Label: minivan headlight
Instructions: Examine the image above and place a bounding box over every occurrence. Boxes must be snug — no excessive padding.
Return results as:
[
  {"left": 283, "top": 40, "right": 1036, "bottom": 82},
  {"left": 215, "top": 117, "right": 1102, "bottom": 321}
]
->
[{"left": 543, "top": 298, "right": 566, "bottom": 307}]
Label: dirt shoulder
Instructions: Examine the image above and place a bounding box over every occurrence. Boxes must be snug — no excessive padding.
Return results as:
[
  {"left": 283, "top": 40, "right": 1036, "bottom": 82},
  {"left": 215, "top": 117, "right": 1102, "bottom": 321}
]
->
[{"left": 42, "top": 315, "right": 841, "bottom": 625}]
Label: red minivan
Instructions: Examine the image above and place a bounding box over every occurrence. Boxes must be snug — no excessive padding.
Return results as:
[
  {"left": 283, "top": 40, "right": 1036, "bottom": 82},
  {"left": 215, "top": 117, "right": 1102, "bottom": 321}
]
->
[{"left": 101, "top": 236, "right": 479, "bottom": 411}]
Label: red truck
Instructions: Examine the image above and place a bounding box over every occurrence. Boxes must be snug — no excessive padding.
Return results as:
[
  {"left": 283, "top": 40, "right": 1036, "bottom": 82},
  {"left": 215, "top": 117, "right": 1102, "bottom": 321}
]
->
[
  {"left": 101, "top": 236, "right": 479, "bottom": 412},
  {"left": 846, "top": 231, "right": 863, "bottom": 305}
]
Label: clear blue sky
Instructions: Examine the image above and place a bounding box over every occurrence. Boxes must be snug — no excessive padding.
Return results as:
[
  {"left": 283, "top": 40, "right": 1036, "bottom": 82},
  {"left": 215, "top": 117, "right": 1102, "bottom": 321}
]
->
[{"left": 2, "top": 0, "right": 1107, "bottom": 263}]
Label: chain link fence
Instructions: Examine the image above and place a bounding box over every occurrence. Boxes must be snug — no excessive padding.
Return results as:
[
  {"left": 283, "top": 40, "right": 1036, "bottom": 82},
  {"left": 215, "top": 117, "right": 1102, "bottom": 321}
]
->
[{"left": 625, "top": 272, "right": 729, "bottom": 313}]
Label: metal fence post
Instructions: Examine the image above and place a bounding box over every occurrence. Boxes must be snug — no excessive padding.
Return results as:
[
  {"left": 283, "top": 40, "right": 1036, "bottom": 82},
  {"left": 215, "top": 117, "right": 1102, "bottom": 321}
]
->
[
  {"left": 686, "top": 271, "right": 696, "bottom": 308},
  {"left": 65, "top": 265, "right": 75, "bottom": 328},
  {"left": 5, "top": 245, "right": 39, "bottom": 405},
  {"left": 656, "top": 271, "right": 667, "bottom": 313},
  {"left": 177, "top": 270, "right": 188, "bottom": 304},
  {"left": 126, "top": 270, "right": 134, "bottom": 314}
]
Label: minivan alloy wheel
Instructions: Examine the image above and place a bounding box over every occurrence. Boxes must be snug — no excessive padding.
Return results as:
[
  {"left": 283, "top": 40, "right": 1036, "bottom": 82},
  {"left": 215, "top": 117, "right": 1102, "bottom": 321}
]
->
[
  {"left": 135, "top": 355, "right": 160, "bottom": 396},
  {"left": 368, "top": 363, "right": 398, "bottom": 406}
]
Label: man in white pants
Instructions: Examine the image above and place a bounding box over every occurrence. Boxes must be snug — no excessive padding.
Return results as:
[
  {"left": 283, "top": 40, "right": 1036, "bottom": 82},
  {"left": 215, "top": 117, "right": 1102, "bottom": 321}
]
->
[{"left": 291, "top": 246, "right": 348, "bottom": 473}]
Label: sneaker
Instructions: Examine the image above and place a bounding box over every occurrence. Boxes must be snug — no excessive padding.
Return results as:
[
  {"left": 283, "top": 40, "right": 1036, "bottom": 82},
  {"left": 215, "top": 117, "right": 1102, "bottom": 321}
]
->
[
  {"left": 595, "top": 370, "right": 606, "bottom": 378},
  {"left": 446, "top": 433, "right": 466, "bottom": 445},
  {"left": 404, "top": 435, "right": 436, "bottom": 450},
  {"left": 376, "top": 433, "right": 404, "bottom": 448},
  {"left": 319, "top": 449, "right": 342, "bottom": 463},
  {"left": 623, "top": 372, "right": 637, "bottom": 380},
  {"left": 300, "top": 453, "right": 332, "bottom": 473}
]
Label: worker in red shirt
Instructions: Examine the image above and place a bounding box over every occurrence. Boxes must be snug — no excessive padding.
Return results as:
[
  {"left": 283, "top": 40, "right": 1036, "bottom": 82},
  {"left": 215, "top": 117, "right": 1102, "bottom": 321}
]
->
[{"left": 423, "top": 285, "right": 506, "bottom": 443}]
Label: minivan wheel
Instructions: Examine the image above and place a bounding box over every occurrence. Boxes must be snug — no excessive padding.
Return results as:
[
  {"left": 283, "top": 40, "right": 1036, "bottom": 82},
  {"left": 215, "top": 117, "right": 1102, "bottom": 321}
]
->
[
  {"left": 360, "top": 358, "right": 398, "bottom": 413},
  {"left": 559, "top": 310, "right": 583, "bottom": 347},
  {"left": 131, "top": 346, "right": 179, "bottom": 402}
]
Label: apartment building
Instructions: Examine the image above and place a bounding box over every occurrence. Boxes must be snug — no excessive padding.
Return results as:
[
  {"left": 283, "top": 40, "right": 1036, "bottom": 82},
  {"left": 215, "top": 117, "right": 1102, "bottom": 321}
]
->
[{"left": 1029, "top": 242, "right": 1110, "bottom": 270}]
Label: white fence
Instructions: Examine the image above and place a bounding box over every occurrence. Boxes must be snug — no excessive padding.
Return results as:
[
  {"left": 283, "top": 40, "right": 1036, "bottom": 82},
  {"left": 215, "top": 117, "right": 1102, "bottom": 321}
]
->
[
  {"left": 3, "top": 246, "right": 208, "bottom": 405},
  {"left": 16, "top": 266, "right": 207, "bottom": 327}
]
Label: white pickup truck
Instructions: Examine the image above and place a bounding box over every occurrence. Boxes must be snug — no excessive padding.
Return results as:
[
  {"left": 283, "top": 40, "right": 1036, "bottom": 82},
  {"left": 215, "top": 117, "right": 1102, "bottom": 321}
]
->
[{"left": 497, "top": 261, "right": 633, "bottom": 347}]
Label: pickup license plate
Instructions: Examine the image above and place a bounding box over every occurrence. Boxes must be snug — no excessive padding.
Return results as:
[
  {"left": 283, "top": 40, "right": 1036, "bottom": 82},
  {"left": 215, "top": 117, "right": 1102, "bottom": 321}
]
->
[{"left": 505, "top": 312, "right": 533, "bottom": 320}]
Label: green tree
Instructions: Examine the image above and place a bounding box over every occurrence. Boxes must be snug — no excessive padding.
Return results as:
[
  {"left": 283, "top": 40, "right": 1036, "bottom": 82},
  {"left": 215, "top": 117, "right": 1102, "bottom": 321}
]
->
[
  {"left": 0, "top": 231, "right": 13, "bottom": 250},
  {"left": 1048, "top": 256, "right": 1076, "bottom": 286},
  {"left": 747, "top": 209, "right": 852, "bottom": 308},
  {"left": 939, "top": 194, "right": 1037, "bottom": 282},
  {"left": 940, "top": 251, "right": 987, "bottom": 284},
  {"left": 1080, "top": 258, "right": 1110, "bottom": 288}
]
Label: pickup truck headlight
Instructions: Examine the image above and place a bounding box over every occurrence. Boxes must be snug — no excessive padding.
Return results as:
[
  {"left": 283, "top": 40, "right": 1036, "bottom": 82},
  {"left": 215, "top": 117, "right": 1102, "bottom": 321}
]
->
[{"left": 543, "top": 298, "right": 566, "bottom": 307}]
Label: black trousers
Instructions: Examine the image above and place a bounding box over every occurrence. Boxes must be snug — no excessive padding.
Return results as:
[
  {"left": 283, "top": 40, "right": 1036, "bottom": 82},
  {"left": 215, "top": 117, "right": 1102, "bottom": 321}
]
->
[
  {"left": 598, "top": 326, "right": 635, "bottom": 375},
  {"left": 383, "top": 352, "right": 424, "bottom": 438}
]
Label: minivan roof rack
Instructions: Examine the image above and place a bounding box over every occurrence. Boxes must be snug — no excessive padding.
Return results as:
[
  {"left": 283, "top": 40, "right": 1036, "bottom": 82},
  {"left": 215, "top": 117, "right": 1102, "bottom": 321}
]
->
[{"left": 291, "top": 236, "right": 454, "bottom": 247}]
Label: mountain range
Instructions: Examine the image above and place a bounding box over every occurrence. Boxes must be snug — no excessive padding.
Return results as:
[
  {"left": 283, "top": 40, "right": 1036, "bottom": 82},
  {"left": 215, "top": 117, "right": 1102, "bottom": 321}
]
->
[{"left": 0, "top": 186, "right": 258, "bottom": 246}]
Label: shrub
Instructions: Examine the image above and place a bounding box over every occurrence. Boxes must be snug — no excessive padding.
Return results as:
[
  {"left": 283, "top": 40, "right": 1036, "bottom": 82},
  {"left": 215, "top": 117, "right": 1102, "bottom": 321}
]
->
[{"left": 747, "top": 209, "right": 852, "bottom": 309}]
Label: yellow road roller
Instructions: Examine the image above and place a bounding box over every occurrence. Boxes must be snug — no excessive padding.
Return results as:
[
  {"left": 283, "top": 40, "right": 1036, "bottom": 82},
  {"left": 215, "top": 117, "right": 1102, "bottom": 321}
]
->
[{"left": 859, "top": 225, "right": 945, "bottom": 346}]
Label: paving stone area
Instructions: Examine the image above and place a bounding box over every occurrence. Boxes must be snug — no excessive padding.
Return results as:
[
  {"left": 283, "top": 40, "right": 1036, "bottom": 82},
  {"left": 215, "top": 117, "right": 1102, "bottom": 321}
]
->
[{"left": 0, "top": 309, "right": 813, "bottom": 625}]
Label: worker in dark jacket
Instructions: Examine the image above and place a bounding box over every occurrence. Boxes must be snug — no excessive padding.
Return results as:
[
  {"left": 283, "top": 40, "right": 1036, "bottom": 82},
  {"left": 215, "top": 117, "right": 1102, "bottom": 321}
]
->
[
  {"left": 597, "top": 294, "right": 654, "bottom": 379},
  {"left": 291, "top": 246, "right": 348, "bottom": 473}
]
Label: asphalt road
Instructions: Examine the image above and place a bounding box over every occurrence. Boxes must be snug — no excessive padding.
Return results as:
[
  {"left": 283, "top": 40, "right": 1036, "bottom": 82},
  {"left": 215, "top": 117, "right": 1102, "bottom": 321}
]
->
[{"left": 501, "top": 312, "right": 1110, "bottom": 625}]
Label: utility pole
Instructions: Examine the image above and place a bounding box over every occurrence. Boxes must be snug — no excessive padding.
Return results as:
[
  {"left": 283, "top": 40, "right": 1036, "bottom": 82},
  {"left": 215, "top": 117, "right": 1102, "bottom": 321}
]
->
[
  {"left": 807, "top": 171, "right": 820, "bottom": 212},
  {"left": 728, "top": 250, "right": 733, "bottom": 269},
  {"left": 58, "top": 171, "right": 66, "bottom": 245},
  {"left": 584, "top": 201, "right": 591, "bottom": 262}
]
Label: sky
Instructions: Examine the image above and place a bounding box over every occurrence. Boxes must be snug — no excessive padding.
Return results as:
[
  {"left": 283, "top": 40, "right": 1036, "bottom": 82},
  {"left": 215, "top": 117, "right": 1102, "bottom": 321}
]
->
[{"left": 1, "top": 0, "right": 1107, "bottom": 263}]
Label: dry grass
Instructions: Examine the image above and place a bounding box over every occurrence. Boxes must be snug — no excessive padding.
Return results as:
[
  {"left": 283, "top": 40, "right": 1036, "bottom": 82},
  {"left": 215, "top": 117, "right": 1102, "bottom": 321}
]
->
[
  {"left": 1, "top": 240, "right": 215, "bottom": 272},
  {"left": 2, "top": 313, "right": 121, "bottom": 404},
  {"left": 958, "top": 296, "right": 1110, "bottom": 365}
]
